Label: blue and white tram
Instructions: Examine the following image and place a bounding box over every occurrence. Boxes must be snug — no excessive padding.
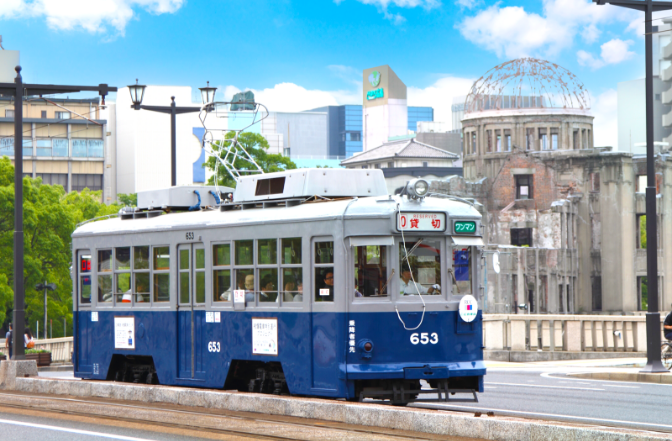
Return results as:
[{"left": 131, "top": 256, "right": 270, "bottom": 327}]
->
[{"left": 72, "top": 169, "right": 485, "bottom": 404}]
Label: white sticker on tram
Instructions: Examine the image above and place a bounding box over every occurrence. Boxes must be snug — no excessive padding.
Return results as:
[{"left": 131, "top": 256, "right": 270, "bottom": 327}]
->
[
  {"left": 234, "top": 290, "right": 245, "bottom": 303},
  {"left": 0, "top": 418, "right": 159, "bottom": 441}
]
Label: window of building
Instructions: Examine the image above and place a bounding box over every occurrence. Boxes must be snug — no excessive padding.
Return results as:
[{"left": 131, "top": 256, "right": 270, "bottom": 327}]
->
[
  {"left": 314, "top": 241, "right": 334, "bottom": 302},
  {"left": 504, "top": 129, "right": 511, "bottom": 151},
  {"left": 471, "top": 132, "right": 476, "bottom": 154},
  {"left": 361, "top": 165, "right": 368, "bottom": 169},
  {"left": 511, "top": 228, "right": 533, "bottom": 247},
  {"left": 495, "top": 130, "right": 502, "bottom": 152},
  {"left": 281, "top": 238, "right": 302, "bottom": 302},
  {"left": 36, "top": 139, "right": 52, "bottom": 157},
  {"left": 422, "top": 162, "right": 428, "bottom": 167},
  {"left": 592, "top": 276, "right": 602, "bottom": 311},
  {"left": 399, "top": 239, "right": 441, "bottom": 296},
  {"left": 526, "top": 128, "right": 534, "bottom": 150},
  {"left": 354, "top": 245, "right": 388, "bottom": 297},
  {"left": 638, "top": 276, "right": 648, "bottom": 311},
  {"left": 573, "top": 129, "right": 580, "bottom": 150},
  {"left": 374, "top": 163, "right": 381, "bottom": 169},
  {"left": 350, "top": 132, "right": 361, "bottom": 141},
  {"left": 515, "top": 174, "right": 533, "bottom": 200},
  {"left": 551, "top": 128, "right": 559, "bottom": 150},
  {"left": 55, "top": 111, "right": 70, "bottom": 120},
  {"left": 387, "top": 162, "right": 394, "bottom": 168},
  {"left": 590, "top": 173, "right": 600, "bottom": 193},
  {"left": 41, "top": 110, "right": 47, "bottom": 119},
  {"left": 71, "top": 174, "right": 103, "bottom": 192},
  {"left": 637, "top": 215, "right": 647, "bottom": 249},
  {"left": 487, "top": 130, "right": 492, "bottom": 153},
  {"left": 5, "top": 110, "right": 14, "bottom": 118},
  {"left": 79, "top": 252, "right": 92, "bottom": 304},
  {"left": 539, "top": 128, "right": 548, "bottom": 150},
  {"left": 36, "top": 173, "right": 68, "bottom": 189}
]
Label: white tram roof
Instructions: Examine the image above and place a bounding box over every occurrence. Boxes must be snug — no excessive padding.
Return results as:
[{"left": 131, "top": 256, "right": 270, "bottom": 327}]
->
[{"left": 73, "top": 195, "right": 481, "bottom": 238}]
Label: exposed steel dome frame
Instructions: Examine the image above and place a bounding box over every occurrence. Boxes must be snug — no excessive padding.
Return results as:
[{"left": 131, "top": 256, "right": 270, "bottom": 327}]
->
[{"left": 464, "top": 58, "right": 590, "bottom": 114}]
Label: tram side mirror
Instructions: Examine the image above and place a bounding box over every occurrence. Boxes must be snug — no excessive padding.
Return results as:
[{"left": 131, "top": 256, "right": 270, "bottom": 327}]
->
[{"left": 518, "top": 303, "right": 528, "bottom": 311}]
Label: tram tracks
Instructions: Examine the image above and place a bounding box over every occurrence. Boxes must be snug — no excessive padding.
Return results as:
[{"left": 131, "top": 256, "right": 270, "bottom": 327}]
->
[{"left": 0, "top": 391, "right": 479, "bottom": 441}]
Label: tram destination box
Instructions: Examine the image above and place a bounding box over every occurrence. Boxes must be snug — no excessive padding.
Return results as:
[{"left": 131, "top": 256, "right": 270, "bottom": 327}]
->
[{"left": 137, "top": 186, "right": 233, "bottom": 210}]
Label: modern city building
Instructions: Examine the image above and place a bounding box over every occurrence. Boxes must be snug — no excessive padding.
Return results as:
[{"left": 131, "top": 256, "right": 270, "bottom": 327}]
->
[
  {"left": 416, "top": 121, "right": 462, "bottom": 158},
  {"left": 451, "top": 96, "right": 466, "bottom": 131},
  {"left": 0, "top": 96, "right": 111, "bottom": 199},
  {"left": 363, "top": 65, "right": 408, "bottom": 152}
]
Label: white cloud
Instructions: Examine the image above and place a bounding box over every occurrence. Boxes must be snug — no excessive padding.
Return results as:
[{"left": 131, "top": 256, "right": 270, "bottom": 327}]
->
[
  {"left": 458, "top": 0, "right": 637, "bottom": 58},
  {"left": 591, "top": 89, "right": 618, "bottom": 148},
  {"left": 336, "top": 0, "right": 440, "bottom": 24},
  {"left": 408, "top": 76, "right": 475, "bottom": 128},
  {"left": 577, "top": 38, "right": 634, "bottom": 69},
  {"left": 0, "top": 0, "right": 184, "bottom": 34},
  {"left": 455, "top": 0, "right": 479, "bottom": 9}
]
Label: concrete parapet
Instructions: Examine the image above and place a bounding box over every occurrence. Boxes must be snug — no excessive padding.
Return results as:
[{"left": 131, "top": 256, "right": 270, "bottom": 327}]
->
[
  {"left": 8, "top": 376, "right": 671, "bottom": 440},
  {"left": 569, "top": 371, "right": 672, "bottom": 384},
  {"left": 0, "top": 360, "right": 38, "bottom": 390}
]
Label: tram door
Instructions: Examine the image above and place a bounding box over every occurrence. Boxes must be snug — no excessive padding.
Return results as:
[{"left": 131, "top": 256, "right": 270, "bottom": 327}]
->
[{"left": 177, "top": 243, "right": 206, "bottom": 380}]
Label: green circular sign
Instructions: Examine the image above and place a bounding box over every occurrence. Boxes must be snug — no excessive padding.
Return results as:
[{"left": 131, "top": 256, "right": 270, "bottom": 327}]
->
[{"left": 369, "top": 71, "right": 381, "bottom": 88}]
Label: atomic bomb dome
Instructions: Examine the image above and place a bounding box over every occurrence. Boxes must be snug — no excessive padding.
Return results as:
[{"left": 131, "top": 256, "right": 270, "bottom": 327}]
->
[
  {"left": 461, "top": 58, "right": 595, "bottom": 181},
  {"left": 464, "top": 58, "right": 590, "bottom": 115}
]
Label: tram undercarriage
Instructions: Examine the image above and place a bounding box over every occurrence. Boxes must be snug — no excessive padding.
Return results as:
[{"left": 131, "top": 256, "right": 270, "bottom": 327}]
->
[
  {"left": 107, "top": 355, "right": 160, "bottom": 385},
  {"left": 353, "top": 377, "right": 479, "bottom": 405}
]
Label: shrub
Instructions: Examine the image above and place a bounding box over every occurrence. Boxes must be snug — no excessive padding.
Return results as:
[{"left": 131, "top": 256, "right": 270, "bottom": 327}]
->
[{"left": 25, "top": 349, "right": 50, "bottom": 354}]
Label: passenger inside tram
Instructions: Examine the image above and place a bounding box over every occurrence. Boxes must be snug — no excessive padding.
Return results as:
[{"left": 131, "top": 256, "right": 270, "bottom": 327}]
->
[{"left": 259, "top": 273, "right": 278, "bottom": 302}]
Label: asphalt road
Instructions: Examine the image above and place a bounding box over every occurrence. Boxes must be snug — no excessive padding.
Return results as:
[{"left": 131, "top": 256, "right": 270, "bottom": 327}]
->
[{"left": 415, "top": 365, "right": 672, "bottom": 433}]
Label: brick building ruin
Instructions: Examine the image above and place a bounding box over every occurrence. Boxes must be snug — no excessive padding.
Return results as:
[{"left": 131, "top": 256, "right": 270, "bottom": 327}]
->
[{"left": 433, "top": 58, "right": 672, "bottom": 314}]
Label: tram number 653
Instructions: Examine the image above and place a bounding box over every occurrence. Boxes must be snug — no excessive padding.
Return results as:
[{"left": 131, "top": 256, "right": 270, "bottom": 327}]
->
[
  {"left": 410, "top": 333, "right": 439, "bottom": 345},
  {"left": 186, "top": 232, "right": 195, "bottom": 240},
  {"left": 208, "top": 342, "right": 221, "bottom": 352}
]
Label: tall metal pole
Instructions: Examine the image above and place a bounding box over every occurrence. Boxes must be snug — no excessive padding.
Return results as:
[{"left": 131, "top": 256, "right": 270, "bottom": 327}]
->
[
  {"left": 170, "top": 96, "right": 177, "bottom": 187},
  {"left": 12, "top": 66, "right": 25, "bottom": 360},
  {"left": 43, "top": 281, "right": 47, "bottom": 342},
  {"left": 642, "top": 1, "right": 666, "bottom": 372}
]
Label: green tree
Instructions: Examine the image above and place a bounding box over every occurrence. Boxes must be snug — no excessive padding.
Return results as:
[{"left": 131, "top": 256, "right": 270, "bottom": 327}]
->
[
  {"left": 640, "top": 215, "right": 647, "bottom": 249},
  {"left": 205, "top": 131, "right": 297, "bottom": 188},
  {"left": 0, "top": 157, "right": 121, "bottom": 337},
  {"left": 117, "top": 193, "right": 137, "bottom": 207}
]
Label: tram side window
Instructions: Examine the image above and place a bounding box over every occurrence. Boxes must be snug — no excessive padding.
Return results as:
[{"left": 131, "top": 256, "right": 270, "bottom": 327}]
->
[
  {"left": 399, "top": 239, "right": 441, "bottom": 296},
  {"left": 257, "top": 239, "right": 278, "bottom": 303},
  {"left": 281, "top": 238, "right": 302, "bottom": 302},
  {"left": 213, "top": 243, "right": 231, "bottom": 302},
  {"left": 452, "top": 246, "right": 473, "bottom": 295},
  {"left": 314, "top": 241, "right": 334, "bottom": 302},
  {"left": 153, "top": 246, "right": 170, "bottom": 303},
  {"left": 179, "top": 248, "right": 190, "bottom": 304},
  {"left": 354, "top": 245, "right": 388, "bottom": 297},
  {"left": 134, "top": 246, "right": 150, "bottom": 303},
  {"left": 195, "top": 248, "right": 206, "bottom": 304},
  {"left": 115, "top": 247, "right": 132, "bottom": 303},
  {"left": 234, "top": 240, "right": 255, "bottom": 305},
  {"left": 97, "top": 249, "right": 113, "bottom": 303},
  {"left": 80, "top": 253, "right": 92, "bottom": 304}
]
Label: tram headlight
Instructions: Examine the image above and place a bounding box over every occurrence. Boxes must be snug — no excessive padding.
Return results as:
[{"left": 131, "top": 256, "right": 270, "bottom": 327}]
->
[{"left": 406, "top": 179, "right": 429, "bottom": 199}]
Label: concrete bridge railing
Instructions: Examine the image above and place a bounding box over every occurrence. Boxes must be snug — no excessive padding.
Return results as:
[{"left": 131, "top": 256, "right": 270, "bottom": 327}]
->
[
  {"left": 1, "top": 337, "right": 73, "bottom": 363},
  {"left": 483, "top": 314, "right": 667, "bottom": 353}
]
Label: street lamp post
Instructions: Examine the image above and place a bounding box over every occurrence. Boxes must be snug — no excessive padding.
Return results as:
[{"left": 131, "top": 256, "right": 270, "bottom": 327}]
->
[
  {"left": 0, "top": 66, "right": 116, "bottom": 360},
  {"left": 35, "top": 282, "right": 56, "bottom": 341},
  {"left": 594, "top": 0, "right": 672, "bottom": 372},
  {"left": 128, "top": 80, "right": 217, "bottom": 187}
]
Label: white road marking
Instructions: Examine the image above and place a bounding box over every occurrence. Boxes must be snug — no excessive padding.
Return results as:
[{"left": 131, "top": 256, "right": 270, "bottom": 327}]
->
[
  {"left": 0, "top": 418, "right": 158, "bottom": 441},
  {"left": 421, "top": 404, "right": 672, "bottom": 431},
  {"left": 604, "top": 384, "right": 640, "bottom": 389},
  {"left": 540, "top": 371, "right": 672, "bottom": 386},
  {"left": 486, "top": 382, "right": 604, "bottom": 391}
]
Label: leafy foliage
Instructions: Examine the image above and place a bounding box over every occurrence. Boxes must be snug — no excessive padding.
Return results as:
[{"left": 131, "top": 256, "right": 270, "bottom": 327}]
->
[
  {"left": 204, "top": 131, "right": 297, "bottom": 188},
  {"left": 640, "top": 215, "right": 647, "bottom": 249},
  {"left": 118, "top": 193, "right": 137, "bottom": 207},
  {"left": 0, "top": 157, "right": 121, "bottom": 337}
]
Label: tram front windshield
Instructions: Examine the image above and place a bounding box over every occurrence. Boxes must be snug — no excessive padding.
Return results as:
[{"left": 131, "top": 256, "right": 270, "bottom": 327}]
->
[{"left": 399, "top": 239, "right": 441, "bottom": 296}]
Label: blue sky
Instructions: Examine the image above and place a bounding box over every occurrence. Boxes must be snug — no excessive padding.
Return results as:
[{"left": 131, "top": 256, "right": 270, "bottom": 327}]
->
[{"left": 0, "top": 0, "right": 658, "bottom": 146}]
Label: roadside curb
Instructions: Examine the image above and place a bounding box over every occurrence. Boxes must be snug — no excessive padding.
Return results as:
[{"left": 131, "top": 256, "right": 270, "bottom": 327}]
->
[
  {"left": 568, "top": 371, "right": 672, "bottom": 384},
  {"left": 5, "top": 377, "right": 670, "bottom": 440}
]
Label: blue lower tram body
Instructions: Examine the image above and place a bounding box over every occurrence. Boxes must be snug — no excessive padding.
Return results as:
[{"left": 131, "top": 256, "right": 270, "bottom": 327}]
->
[{"left": 75, "top": 310, "right": 485, "bottom": 399}]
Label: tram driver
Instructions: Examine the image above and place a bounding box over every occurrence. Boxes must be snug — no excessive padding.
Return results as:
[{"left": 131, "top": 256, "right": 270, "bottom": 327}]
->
[{"left": 399, "top": 267, "right": 440, "bottom": 296}]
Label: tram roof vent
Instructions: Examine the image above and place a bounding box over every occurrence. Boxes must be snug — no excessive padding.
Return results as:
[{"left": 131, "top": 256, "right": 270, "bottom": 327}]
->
[
  {"left": 136, "top": 185, "right": 234, "bottom": 211},
  {"left": 233, "top": 169, "right": 388, "bottom": 203}
]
